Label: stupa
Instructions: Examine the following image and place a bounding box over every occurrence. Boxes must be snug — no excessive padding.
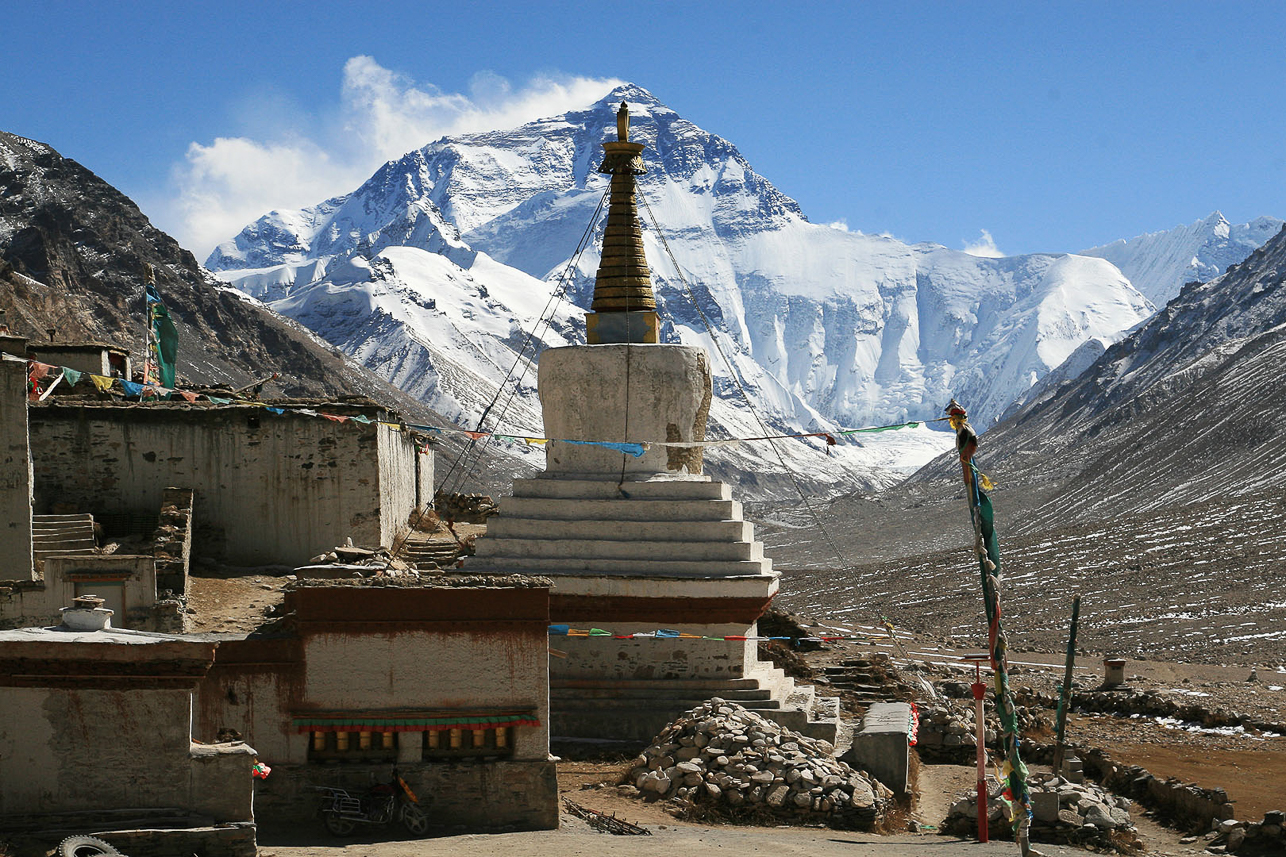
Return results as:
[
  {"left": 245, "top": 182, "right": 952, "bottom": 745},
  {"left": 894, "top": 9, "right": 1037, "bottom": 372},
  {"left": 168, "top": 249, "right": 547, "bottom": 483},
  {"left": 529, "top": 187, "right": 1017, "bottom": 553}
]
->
[{"left": 464, "top": 102, "right": 837, "bottom": 742}]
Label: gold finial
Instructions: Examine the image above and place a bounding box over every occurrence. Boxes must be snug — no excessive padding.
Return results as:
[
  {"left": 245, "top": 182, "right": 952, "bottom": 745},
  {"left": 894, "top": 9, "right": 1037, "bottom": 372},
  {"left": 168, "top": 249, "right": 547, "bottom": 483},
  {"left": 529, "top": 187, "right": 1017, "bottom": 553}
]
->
[
  {"left": 616, "top": 101, "right": 629, "bottom": 142},
  {"left": 586, "top": 97, "right": 658, "bottom": 343}
]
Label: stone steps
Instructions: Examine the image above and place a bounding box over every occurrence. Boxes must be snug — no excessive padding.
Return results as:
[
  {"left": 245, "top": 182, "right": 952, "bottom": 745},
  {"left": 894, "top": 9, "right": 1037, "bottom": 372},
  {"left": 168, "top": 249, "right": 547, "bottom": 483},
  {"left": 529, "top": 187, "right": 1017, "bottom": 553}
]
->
[
  {"left": 474, "top": 535, "right": 762, "bottom": 562},
  {"left": 552, "top": 685, "right": 774, "bottom": 702},
  {"left": 463, "top": 555, "right": 772, "bottom": 577},
  {"left": 32, "top": 513, "right": 96, "bottom": 560},
  {"left": 500, "top": 495, "right": 742, "bottom": 523},
  {"left": 487, "top": 517, "right": 754, "bottom": 543},
  {"left": 512, "top": 477, "right": 731, "bottom": 501},
  {"left": 549, "top": 671, "right": 839, "bottom": 744},
  {"left": 552, "top": 677, "right": 765, "bottom": 691}
]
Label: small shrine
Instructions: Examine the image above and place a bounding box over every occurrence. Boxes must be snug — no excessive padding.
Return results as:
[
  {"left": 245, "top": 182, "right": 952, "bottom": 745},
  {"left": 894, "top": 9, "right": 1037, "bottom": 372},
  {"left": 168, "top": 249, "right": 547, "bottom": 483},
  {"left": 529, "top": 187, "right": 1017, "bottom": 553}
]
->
[{"left": 465, "top": 102, "right": 836, "bottom": 742}]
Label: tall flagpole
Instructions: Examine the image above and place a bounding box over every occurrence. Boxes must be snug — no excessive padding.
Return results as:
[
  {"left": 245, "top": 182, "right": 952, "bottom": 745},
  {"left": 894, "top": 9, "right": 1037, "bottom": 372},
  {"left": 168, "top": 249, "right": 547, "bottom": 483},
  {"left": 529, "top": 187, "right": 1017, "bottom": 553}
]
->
[
  {"left": 948, "top": 399, "right": 1039, "bottom": 857},
  {"left": 142, "top": 264, "right": 153, "bottom": 384}
]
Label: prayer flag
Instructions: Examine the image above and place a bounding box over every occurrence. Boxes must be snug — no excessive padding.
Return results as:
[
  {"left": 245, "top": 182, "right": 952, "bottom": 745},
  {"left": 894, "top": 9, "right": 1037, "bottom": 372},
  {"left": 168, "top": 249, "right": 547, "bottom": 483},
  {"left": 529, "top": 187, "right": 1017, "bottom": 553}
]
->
[{"left": 145, "top": 282, "right": 179, "bottom": 388}]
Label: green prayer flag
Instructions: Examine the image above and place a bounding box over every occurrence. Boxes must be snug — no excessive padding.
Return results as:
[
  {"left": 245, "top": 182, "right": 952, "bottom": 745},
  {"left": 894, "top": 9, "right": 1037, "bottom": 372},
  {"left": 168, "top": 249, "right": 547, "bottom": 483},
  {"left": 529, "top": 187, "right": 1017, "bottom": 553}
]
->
[{"left": 146, "top": 283, "right": 179, "bottom": 388}]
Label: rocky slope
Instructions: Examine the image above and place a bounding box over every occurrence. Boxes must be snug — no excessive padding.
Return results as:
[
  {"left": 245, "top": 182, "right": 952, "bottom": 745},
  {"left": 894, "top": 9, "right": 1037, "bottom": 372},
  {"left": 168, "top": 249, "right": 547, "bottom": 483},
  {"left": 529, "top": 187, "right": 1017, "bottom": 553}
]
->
[
  {"left": 0, "top": 129, "right": 531, "bottom": 489},
  {"left": 0, "top": 130, "right": 379, "bottom": 396},
  {"left": 763, "top": 227, "right": 1286, "bottom": 664}
]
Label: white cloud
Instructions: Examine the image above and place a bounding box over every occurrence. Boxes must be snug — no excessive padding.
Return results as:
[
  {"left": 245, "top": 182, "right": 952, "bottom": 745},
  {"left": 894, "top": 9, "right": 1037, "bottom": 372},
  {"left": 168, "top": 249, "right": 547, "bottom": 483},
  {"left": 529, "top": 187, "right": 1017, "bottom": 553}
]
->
[
  {"left": 825, "top": 219, "right": 850, "bottom": 232},
  {"left": 962, "top": 229, "right": 1005, "bottom": 258},
  {"left": 161, "top": 58, "right": 622, "bottom": 258}
]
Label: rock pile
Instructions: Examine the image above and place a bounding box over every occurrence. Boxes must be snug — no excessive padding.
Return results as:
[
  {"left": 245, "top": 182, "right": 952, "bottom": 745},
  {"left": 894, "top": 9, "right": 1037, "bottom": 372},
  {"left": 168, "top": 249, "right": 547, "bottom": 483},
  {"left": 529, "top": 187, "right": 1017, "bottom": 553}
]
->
[
  {"left": 303, "top": 542, "right": 414, "bottom": 574},
  {"left": 944, "top": 773, "right": 1140, "bottom": 853},
  {"left": 1193, "top": 810, "right": 1286, "bottom": 854},
  {"left": 435, "top": 490, "right": 498, "bottom": 523},
  {"left": 623, "top": 699, "right": 891, "bottom": 829},
  {"left": 916, "top": 704, "right": 997, "bottom": 762}
]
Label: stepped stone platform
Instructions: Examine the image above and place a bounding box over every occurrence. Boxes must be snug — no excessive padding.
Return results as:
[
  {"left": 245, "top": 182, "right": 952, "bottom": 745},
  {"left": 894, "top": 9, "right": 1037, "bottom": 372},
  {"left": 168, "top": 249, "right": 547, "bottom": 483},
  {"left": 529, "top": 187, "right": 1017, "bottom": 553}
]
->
[
  {"left": 548, "top": 672, "right": 840, "bottom": 743},
  {"left": 468, "top": 476, "right": 770, "bottom": 578},
  {"left": 32, "top": 513, "right": 96, "bottom": 564},
  {"left": 466, "top": 474, "right": 836, "bottom": 743}
]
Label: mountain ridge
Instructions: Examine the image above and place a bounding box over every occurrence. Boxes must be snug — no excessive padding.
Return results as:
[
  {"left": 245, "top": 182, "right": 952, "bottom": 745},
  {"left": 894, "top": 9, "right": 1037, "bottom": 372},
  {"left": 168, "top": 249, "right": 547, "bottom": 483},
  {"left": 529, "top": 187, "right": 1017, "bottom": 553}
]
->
[{"left": 209, "top": 84, "right": 1165, "bottom": 498}]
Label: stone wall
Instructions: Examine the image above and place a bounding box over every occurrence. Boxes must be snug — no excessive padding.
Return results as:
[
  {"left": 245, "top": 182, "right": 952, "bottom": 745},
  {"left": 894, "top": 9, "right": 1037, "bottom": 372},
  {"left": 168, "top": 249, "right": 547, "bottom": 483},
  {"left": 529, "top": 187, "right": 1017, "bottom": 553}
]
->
[
  {"left": 152, "top": 487, "right": 193, "bottom": 596},
  {"left": 0, "top": 688, "right": 197, "bottom": 815},
  {"left": 194, "top": 581, "right": 558, "bottom": 831},
  {"left": 254, "top": 759, "right": 558, "bottom": 831},
  {"left": 28, "top": 403, "right": 421, "bottom": 567},
  {"left": 0, "top": 355, "right": 33, "bottom": 580},
  {"left": 96, "top": 824, "right": 256, "bottom": 857},
  {"left": 377, "top": 426, "right": 433, "bottom": 548}
]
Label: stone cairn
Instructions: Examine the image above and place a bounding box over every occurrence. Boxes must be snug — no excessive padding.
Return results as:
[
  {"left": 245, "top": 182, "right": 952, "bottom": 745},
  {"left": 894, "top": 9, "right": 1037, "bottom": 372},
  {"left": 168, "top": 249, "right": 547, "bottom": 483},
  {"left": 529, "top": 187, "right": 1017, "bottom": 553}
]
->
[
  {"left": 944, "top": 771, "right": 1141, "bottom": 853},
  {"left": 623, "top": 699, "right": 891, "bottom": 829}
]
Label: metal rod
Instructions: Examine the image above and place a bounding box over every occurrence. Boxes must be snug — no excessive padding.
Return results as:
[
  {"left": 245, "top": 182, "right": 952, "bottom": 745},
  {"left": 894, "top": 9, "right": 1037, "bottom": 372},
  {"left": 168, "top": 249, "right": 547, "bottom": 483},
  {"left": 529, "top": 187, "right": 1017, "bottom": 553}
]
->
[{"left": 972, "top": 661, "right": 989, "bottom": 843}]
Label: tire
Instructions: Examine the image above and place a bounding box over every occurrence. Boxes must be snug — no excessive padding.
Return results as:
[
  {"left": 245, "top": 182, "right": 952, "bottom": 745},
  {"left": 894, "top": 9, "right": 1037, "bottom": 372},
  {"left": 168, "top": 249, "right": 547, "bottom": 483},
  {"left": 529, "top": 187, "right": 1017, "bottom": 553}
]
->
[
  {"left": 402, "top": 802, "right": 430, "bottom": 835},
  {"left": 323, "top": 811, "right": 357, "bottom": 836},
  {"left": 58, "top": 837, "right": 122, "bottom": 857}
]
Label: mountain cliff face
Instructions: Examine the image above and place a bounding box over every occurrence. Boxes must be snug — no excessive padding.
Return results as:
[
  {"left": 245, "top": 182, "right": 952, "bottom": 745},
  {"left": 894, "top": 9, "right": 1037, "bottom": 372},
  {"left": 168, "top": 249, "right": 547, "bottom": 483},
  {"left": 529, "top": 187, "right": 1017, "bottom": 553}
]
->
[
  {"left": 1081, "top": 211, "right": 1282, "bottom": 308},
  {"left": 986, "top": 221, "right": 1286, "bottom": 528},
  {"left": 0, "top": 130, "right": 451, "bottom": 423},
  {"left": 210, "top": 85, "right": 1159, "bottom": 495}
]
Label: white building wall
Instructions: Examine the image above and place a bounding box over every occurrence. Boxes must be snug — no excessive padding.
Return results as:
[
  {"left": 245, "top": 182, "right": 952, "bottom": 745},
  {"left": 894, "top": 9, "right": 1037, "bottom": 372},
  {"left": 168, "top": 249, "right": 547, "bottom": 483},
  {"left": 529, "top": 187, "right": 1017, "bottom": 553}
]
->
[{"left": 29, "top": 405, "right": 422, "bottom": 566}]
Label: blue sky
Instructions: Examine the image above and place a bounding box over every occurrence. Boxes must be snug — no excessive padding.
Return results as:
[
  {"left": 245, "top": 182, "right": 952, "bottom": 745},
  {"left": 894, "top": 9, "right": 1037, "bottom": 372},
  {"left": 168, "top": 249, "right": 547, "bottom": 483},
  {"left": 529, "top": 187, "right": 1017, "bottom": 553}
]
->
[{"left": 6, "top": 1, "right": 1284, "bottom": 259}]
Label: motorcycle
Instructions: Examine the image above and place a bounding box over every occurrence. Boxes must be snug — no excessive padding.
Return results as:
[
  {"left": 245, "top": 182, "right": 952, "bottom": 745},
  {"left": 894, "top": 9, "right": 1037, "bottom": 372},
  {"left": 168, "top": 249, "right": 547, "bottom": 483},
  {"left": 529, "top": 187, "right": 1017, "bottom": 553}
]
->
[{"left": 314, "top": 767, "right": 430, "bottom": 836}]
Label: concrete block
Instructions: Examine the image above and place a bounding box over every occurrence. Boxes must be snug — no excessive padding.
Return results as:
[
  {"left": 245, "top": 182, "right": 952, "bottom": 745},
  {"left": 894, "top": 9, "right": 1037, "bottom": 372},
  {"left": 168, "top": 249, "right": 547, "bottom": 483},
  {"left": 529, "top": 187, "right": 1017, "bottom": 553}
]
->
[
  {"left": 839, "top": 702, "right": 911, "bottom": 795},
  {"left": 1032, "top": 790, "right": 1060, "bottom": 822}
]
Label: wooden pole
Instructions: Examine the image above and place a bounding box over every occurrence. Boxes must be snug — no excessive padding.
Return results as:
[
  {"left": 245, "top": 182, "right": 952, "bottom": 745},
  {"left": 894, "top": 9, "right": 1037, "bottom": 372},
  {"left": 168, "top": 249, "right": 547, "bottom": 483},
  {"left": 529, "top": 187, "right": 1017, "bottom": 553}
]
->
[
  {"left": 966, "top": 657, "right": 989, "bottom": 843},
  {"left": 949, "top": 400, "right": 1036, "bottom": 857},
  {"left": 1052, "top": 595, "right": 1081, "bottom": 776},
  {"left": 142, "top": 264, "right": 154, "bottom": 384}
]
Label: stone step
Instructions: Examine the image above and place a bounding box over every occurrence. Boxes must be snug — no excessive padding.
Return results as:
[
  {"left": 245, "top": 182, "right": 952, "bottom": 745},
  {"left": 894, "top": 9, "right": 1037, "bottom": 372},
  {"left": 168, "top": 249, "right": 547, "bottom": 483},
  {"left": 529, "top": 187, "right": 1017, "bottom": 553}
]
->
[
  {"left": 463, "top": 555, "right": 772, "bottom": 578},
  {"left": 32, "top": 513, "right": 95, "bottom": 522},
  {"left": 32, "top": 534, "right": 96, "bottom": 545},
  {"left": 500, "top": 495, "right": 743, "bottom": 523},
  {"left": 553, "top": 686, "right": 774, "bottom": 702},
  {"left": 551, "top": 677, "right": 766, "bottom": 691},
  {"left": 551, "top": 696, "right": 784, "bottom": 711},
  {"left": 512, "top": 477, "right": 730, "bottom": 501},
  {"left": 474, "top": 536, "right": 761, "bottom": 562},
  {"left": 487, "top": 517, "right": 754, "bottom": 544},
  {"left": 32, "top": 521, "right": 95, "bottom": 532}
]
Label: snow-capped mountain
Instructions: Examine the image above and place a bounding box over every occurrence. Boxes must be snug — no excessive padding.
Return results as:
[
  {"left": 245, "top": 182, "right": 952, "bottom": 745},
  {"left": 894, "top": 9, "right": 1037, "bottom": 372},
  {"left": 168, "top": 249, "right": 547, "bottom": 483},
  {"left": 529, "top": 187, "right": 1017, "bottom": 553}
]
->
[
  {"left": 210, "top": 84, "right": 1156, "bottom": 495},
  {"left": 1081, "top": 212, "right": 1283, "bottom": 308}
]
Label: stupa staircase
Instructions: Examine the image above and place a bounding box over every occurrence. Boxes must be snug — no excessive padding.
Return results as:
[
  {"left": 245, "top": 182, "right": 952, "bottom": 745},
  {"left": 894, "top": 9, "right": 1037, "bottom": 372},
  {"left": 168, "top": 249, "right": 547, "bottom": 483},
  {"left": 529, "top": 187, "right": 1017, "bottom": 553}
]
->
[{"left": 466, "top": 475, "right": 839, "bottom": 744}]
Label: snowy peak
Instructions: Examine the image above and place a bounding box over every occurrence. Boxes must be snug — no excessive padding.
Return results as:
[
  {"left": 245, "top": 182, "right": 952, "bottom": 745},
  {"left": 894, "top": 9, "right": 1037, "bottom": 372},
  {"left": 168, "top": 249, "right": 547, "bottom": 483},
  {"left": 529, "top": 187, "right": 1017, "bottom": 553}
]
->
[
  {"left": 209, "top": 83, "right": 1164, "bottom": 495},
  {"left": 1081, "top": 211, "right": 1283, "bottom": 308}
]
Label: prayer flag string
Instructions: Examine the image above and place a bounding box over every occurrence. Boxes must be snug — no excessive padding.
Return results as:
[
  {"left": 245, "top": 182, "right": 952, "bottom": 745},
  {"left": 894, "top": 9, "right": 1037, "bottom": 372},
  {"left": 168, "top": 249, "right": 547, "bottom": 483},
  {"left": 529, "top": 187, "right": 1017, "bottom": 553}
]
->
[{"left": 11, "top": 351, "right": 951, "bottom": 456}]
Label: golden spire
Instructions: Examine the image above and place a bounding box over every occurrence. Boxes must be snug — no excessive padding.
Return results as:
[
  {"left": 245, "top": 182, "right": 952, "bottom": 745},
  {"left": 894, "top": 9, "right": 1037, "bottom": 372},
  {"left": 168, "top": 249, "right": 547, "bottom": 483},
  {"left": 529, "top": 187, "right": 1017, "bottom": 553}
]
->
[{"left": 586, "top": 101, "right": 659, "bottom": 343}]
